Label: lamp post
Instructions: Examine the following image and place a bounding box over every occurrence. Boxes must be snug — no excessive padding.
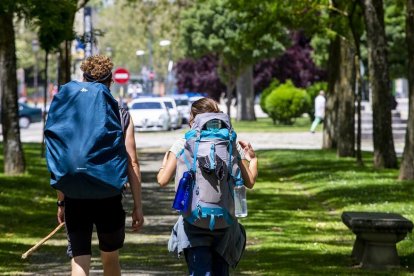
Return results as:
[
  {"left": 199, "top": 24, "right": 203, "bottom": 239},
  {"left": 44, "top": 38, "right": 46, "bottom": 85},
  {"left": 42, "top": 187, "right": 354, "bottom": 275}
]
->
[
  {"left": 31, "top": 39, "right": 39, "bottom": 102},
  {"left": 136, "top": 49, "right": 146, "bottom": 93},
  {"left": 159, "top": 39, "right": 171, "bottom": 95}
]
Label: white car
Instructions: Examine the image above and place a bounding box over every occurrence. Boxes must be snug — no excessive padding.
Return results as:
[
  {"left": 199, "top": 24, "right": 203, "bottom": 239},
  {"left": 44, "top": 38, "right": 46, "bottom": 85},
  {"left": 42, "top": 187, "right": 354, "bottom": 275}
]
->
[
  {"left": 172, "top": 95, "right": 191, "bottom": 124},
  {"left": 161, "top": 97, "right": 183, "bottom": 129},
  {"left": 189, "top": 96, "right": 204, "bottom": 104},
  {"left": 128, "top": 98, "right": 171, "bottom": 131}
]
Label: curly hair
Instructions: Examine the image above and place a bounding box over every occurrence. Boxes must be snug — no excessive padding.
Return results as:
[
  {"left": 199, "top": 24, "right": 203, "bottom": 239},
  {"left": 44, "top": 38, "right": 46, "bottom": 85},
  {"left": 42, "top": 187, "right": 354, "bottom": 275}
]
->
[{"left": 80, "top": 55, "right": 113, "bottom": 83}]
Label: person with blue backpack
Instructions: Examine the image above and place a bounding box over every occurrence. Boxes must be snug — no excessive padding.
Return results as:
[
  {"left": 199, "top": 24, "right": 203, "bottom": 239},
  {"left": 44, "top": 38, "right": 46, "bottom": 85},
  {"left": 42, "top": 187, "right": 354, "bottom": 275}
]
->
[
  {"left": 45, "top": 55, "right": 144, "bottom": 276},
  {"left": 157, "top": 98, "right": 258, "bottom": 275}
]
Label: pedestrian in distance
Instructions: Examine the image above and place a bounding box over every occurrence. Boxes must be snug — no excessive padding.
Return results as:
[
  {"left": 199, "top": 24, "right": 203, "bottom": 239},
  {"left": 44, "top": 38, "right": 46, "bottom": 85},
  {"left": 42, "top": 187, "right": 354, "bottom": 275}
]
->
[
  {"left": 44, "top": 55, "right": 144, "bottom": 276},
  {"left": 310, "top": 90, "right": 326, "bottom": 133},
  {"left": 157, "top": 98, "right": 258, "bottom": 275}
]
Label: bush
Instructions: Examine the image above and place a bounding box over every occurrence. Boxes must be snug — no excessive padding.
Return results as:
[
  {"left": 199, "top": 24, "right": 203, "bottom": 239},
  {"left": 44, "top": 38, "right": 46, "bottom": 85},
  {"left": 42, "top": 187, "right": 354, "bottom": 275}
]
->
[
  {"left": 259, "top": 79, "right": 279, "bottom": 114},
  {"left": 305, "top": 81, "right": 327, "bottom": 121},
  {"left": 265, "top": 80, "right": 311, "bottom": 125}
]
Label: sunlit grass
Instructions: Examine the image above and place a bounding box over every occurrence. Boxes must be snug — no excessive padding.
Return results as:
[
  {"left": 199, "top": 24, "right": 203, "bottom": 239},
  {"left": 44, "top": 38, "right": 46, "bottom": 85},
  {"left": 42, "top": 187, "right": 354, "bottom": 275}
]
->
[
  {"left": 1, "top": 144, "right": 414, "bottom": 274},
  {"left": 231, "top": 116, "right": 311, "bottom": 132}
]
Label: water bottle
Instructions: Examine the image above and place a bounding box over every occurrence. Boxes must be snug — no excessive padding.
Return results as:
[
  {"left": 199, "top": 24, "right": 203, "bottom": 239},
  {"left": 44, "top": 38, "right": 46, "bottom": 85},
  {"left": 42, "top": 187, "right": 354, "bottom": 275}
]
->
[
  {"left": 234, "top": 184, "right": 248, "bottom": 217},
  {"left": 172, "top": 171, "right": 193, "bottom": 212},
  {"left": 206, "top": 119, "right": 221, "bottom": 130}
]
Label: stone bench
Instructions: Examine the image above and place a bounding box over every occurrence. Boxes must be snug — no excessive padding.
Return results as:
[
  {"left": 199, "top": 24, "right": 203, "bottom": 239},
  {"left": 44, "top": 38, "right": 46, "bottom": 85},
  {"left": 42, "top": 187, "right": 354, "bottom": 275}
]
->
[{"left": 341, "top": 211, "right": 413, "bottom": 269}]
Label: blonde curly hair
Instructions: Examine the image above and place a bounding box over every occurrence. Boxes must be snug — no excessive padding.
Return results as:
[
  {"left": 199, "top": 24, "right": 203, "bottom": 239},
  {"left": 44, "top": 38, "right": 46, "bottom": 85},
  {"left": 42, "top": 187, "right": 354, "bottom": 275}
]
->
[{"left": 80, "top": 55, "right": 113, "bottom": 83}]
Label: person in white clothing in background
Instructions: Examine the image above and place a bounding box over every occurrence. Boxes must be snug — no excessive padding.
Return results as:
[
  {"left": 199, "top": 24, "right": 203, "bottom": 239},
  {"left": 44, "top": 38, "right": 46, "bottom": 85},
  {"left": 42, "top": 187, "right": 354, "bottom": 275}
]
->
[{"left": 310, "top": 90, "right": 326, "bottom": 133}]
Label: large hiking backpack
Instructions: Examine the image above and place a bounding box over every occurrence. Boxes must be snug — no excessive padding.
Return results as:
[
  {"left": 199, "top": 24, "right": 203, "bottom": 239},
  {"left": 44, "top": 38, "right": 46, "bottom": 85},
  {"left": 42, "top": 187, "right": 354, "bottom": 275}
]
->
[
  {"left": 175, "top": 112, "right": 244, "bottom": 230},
  {"left": 44, "top": 81, "right": 128, "bottom": 199}
]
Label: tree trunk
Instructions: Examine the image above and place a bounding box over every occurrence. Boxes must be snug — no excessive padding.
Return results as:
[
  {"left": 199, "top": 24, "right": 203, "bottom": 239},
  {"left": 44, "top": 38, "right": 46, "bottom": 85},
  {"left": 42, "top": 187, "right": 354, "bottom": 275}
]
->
[
  {"left": 41, "top": 52, "right": 49, "bottom": 157},
  {"left": 225, "top": 82, "right": 234, "bottom": 117},
  {"left": 399, "top": 0, "right": 414, "bottom": 179},
  {"left": 0, "top": 12, "right": 25, "bottom": 174},
  {"left": 58, "top": 40, "right": 72, "bottom": 86},
  {"left": 337, "top": 37, "right": 356, "bottom": 157},
  {"left": 355, "top": 54, "right": 364, "bottom": 166},
  {"left": 362, "top": 0, "right": 397, "bottom": 168},
  {"left": 323, "top": 36, "right": 340, "bottom": 149},
  {"left": 236, "top": 65, "right": 256, "bottom": 121}
]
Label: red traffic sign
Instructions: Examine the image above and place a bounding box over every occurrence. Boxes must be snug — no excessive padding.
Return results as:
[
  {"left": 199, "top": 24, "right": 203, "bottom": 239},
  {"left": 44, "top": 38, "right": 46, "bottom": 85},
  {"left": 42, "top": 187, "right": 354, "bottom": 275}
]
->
[{"left": 113, "top": 68, "right": 130, "bottom": 84}]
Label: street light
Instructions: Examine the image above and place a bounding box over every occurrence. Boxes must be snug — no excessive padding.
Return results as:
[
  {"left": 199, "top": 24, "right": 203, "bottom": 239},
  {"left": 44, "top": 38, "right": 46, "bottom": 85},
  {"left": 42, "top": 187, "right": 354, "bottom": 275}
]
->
[
  {"left": 136, "top": 50, "right": 145, "bottom": 56},
  {"left": 135, "top": 49, "right": 147, "bottom": 93},
  {"left": 160, "top": 40, "right": 172, "bottom": 95},
  {"left": 159, "top": 40, "right": 171, "bottom": 47}
]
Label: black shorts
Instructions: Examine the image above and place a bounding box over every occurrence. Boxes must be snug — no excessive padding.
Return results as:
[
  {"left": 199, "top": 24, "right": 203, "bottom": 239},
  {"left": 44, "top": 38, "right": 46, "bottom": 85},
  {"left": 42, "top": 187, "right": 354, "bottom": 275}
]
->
[{"left": 64, "top": 194, "right": 126, "bottom": 258}]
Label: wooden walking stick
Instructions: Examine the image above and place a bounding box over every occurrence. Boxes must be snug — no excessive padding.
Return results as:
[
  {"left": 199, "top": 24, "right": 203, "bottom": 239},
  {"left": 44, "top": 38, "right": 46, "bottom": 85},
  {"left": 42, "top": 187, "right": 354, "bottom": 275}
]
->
[{"left": 21, "top": 222, "right": 65, "bottom": 259}]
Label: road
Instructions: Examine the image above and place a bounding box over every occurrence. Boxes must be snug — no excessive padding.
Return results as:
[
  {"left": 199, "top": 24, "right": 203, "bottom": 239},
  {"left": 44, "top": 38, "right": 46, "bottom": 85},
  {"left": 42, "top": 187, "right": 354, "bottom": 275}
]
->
[{"left": 2, "top": 122, "right": 405, "bottom": 155}]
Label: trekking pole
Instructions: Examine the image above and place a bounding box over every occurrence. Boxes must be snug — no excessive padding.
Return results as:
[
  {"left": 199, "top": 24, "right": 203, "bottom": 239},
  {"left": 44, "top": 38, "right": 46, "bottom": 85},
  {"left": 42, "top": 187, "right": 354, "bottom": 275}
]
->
[{"left": 21, "top": 222, "right": 65, "bottom": 259}]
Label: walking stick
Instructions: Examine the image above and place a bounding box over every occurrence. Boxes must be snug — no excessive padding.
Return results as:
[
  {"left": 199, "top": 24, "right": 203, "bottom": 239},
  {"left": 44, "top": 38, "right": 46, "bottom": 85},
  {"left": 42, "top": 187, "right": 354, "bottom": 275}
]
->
[{"left": 21, "top": 222, "right": 65, "bottom": 259}]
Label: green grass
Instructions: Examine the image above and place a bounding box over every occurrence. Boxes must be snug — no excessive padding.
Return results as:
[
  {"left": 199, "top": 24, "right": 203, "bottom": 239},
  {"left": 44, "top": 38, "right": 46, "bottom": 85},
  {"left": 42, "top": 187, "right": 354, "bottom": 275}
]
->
[
  {"left": 231, "top": 116, "right": 312, "bottom": 132},
  {"left": 1, "top": 144, "right": 414, "bottom": 274},
  {"left": 235, "top": 150, "right": 414, "bottom": 275}
]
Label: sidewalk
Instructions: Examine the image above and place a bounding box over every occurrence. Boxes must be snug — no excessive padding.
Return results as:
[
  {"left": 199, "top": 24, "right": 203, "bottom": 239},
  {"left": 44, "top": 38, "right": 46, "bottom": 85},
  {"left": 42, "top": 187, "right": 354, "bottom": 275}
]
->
[
  {"left": 135, "top": 130, "right": 405, "bottom": 156},
  {"left": 2, "top": 122, "right": 405, "bottom": 155}
]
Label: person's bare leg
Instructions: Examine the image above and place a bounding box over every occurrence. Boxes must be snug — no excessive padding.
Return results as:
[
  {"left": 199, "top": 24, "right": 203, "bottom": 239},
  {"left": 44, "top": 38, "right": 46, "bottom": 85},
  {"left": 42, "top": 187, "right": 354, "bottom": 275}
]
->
[
  {"left": 101, "top": 250, "right": 121, "bottom": 276},
  {"left": 71, "top": 255, "right": 91, "bottom": 276}
]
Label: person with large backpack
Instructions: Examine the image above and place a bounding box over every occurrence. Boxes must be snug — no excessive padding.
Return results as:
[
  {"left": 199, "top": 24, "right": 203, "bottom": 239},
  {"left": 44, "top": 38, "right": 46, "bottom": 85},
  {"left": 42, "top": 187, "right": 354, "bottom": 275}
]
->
[
  {"left": 44, "top": 55, "right": 144, "bottom": 276},
  {"left": 157, "top": 98, "right": 258, "bottom": 275}
]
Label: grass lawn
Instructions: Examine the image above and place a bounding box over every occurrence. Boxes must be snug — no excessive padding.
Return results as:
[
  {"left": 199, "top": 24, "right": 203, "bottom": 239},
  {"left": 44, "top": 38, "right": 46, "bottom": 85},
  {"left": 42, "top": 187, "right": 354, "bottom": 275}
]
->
[
  {"left": 1, "top": 144, "right": 414, "bottom": 274},
  {"left": 231, "top": 117, "right": 311, "bottom": 132}
]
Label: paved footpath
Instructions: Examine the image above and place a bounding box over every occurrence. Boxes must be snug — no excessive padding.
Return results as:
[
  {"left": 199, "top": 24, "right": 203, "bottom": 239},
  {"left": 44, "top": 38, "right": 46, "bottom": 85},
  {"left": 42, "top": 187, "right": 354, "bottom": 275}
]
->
[{"left": 14, "top": 122, "right": 404, "bottom": 154}]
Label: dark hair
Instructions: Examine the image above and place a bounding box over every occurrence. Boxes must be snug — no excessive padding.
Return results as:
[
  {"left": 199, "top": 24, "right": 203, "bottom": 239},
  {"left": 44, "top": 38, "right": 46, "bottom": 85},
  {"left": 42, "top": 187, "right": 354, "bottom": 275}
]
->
[{"left": 189, "top": 98, "right": 220, "bottom": 125}]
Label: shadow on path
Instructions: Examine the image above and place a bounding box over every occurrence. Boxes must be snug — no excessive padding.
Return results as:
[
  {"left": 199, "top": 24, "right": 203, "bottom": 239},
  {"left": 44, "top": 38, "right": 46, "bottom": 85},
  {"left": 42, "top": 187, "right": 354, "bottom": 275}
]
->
[{"left": 28, "top": 149, "right": 187, "bottom": 275}]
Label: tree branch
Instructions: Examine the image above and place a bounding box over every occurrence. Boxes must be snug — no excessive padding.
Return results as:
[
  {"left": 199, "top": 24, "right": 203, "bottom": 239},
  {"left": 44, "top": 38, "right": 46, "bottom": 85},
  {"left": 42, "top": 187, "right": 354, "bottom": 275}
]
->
[{"left": 77, "top": 0, "right": 90, "bottom": 11}]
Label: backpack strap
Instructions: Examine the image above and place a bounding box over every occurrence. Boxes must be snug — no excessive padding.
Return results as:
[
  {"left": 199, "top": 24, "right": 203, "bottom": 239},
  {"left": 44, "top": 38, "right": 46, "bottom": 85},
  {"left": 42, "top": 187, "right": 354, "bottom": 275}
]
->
[{"left": 192, "top": 134, "right": 201, "bottom": 173}]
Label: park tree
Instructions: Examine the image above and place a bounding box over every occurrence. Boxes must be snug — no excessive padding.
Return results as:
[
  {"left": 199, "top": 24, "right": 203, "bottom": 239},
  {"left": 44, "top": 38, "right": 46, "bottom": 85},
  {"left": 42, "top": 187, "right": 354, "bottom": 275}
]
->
[
  {"left": 174, "top": 32, "right": 325, "bottom": 101},
  {"left": 33, "top": 0, "right": 77, "bottom": 156},
  {"left": 399, "top": 0, "right": 414, "bottom": 179},
  {"left": 175, "top": 55, "right": 225, "bottom": 101},
  {"left": 0, "top": 0, "right": 80, "bottom": 174},
  {"left": 56, "top": 0, "right": 89, "bottom": 86},
  {"left": 362, "top": 0, "right": 397, "bottom": 168},
  {"left": 254, "top": 31, "right": 326, "bottom": 94},
  {"left": 332, "top": 1, "right": 365, "bottom": 158},
  {"left": 0, "top": 0, "right": 33, "bottom": 174},
  {"left": 385, "top": 0, "right": 407, "bottom": 80},
  {"left": 180, "top": 0, "right": 286, "bottom": 120}
]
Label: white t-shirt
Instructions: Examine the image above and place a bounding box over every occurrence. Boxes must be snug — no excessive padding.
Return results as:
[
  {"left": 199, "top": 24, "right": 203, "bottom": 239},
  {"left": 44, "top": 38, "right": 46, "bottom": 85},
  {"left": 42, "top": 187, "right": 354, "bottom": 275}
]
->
[{"left": 314, "top": 95, "right": 326, "bottom": 118}]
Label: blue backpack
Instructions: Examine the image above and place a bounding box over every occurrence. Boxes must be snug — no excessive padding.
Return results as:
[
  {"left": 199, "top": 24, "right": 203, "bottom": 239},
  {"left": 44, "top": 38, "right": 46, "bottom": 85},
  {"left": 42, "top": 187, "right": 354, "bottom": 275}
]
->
[{"left": 44, "top": 81, "right": 128, "bottom": 199}]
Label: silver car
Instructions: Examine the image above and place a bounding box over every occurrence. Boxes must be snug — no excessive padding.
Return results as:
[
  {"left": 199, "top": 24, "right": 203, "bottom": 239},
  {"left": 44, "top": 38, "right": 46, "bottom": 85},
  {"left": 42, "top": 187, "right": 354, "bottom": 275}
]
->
[
  {"left": 161, "top": 97, "right": 183, "bottom": 129},
  {"left": 172, "top": 95, "right": 191, "bottom": 124},
  {"left": 128, "top": 98, "right": 171, "bottom": 131}
]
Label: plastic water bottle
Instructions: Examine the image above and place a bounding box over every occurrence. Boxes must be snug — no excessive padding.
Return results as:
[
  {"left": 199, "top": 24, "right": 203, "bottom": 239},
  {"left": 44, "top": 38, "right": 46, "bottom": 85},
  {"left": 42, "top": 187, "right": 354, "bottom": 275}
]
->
[
  {"left": 172, "top": 171, "right": 193, "bottom": 212},
  {"left": 206, "top": 119, "right": 221, "bottom": 130},
  {"left": 234, "top": 185, "right": 248, "bottom": 217}
]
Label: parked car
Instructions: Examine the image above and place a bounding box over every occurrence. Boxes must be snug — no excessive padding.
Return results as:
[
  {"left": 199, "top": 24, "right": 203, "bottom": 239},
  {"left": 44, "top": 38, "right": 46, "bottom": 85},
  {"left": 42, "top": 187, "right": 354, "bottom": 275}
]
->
[
  {"left": 172, "top": 94, "right": 191, "bottom": 124},
  {"left": 161, "top": 97, "right": 182, "bottom": 129},
  {"left": 189, "top": 96, "right": 205, "bottom": 104},
  {"left": 128, "top": 98, "right": 171, "bottom": 131},
  {"left": 19, "top": 103, "right": 42, "bottom": 128}
]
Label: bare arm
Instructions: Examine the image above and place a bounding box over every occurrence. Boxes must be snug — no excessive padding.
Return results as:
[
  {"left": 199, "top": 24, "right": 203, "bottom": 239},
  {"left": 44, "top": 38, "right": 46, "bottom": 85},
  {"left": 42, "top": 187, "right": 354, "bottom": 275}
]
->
[
  {"left": 238, "top": 141, "right": 258, "bottom": 189},
  {"left": 56, "top": 190, "right": 65, "bottom": 224},
  {"left": 157, "top": 151, "right": 177, "bottom": 186},
  {"left": 125, "top": 118, "right": 144, "bottom": 231}
]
